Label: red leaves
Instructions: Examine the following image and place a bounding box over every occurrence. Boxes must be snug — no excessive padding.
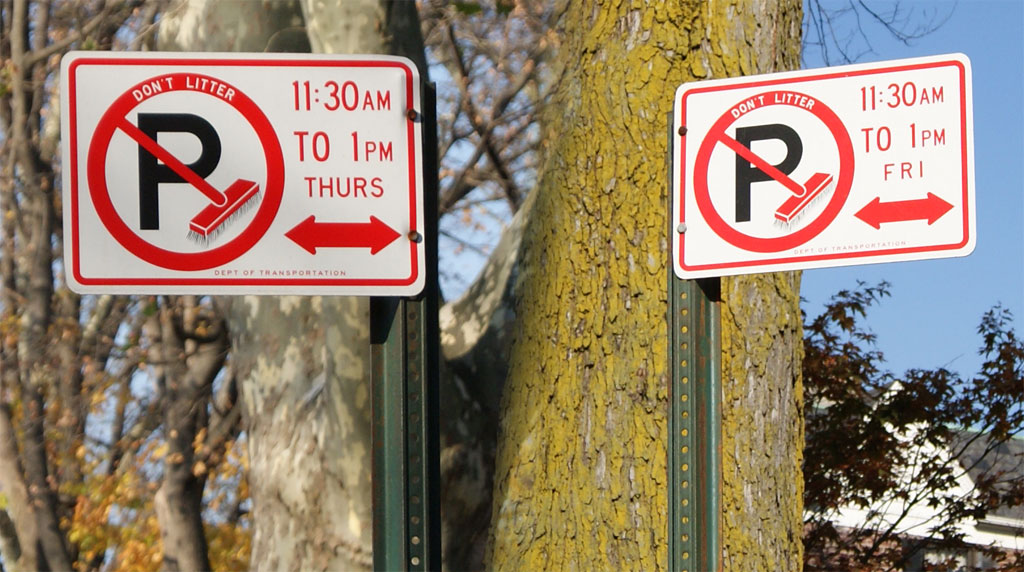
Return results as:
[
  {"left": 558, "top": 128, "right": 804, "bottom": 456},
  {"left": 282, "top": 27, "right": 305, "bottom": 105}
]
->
[{"left": 803, "top": 282, "right": 1024, "bottom": 570}]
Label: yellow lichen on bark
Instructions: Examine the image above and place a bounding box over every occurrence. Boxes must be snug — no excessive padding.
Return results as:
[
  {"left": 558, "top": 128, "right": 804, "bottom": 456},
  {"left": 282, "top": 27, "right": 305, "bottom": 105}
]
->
[
  {"left": 489, "top": 1, "right": 804, "bottom": 570},
  {"left": 720, "top": 272, "right": 805, "bottom": 571},
  {"left": 488, "top": 2, "right": 699, "bottom": 569}
]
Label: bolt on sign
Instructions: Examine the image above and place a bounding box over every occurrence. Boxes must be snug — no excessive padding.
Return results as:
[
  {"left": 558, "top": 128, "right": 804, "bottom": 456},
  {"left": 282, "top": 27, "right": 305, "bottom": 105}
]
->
[
  {"left": 61, "top": 52, "right": 424, "bottom": 295},
  {"left": 671, "top": 53, "right": 975, "bottom": 279}
]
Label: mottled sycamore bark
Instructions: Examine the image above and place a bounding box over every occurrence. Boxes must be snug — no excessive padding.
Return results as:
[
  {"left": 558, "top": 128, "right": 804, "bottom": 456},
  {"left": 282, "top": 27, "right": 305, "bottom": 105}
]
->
[
  {"left": 489, "top": 1, "right": 803, "bottom": 570},
  {"left": 221, "top": 2, "right": 385, "bottom": 565},
  {"left": 228, "top": 296, "right": 376, "bottom": 571}
]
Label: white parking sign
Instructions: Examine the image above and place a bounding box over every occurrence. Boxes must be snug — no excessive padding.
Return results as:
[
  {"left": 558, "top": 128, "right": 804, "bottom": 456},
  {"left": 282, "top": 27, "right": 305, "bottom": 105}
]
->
[
  {"left": 672, "top": 54, "right": 975, "bottom": 278},
  {"left": 61, "top": 52, "right": 424, "bottom": 295}
]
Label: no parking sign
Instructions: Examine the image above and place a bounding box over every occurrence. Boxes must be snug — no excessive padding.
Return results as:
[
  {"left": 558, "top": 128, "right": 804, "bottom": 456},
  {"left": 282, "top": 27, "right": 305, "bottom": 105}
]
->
[
  {"left": 672, "top": 54, "right": 975, "bottom": 278},
  {"left": 61, "top": 52, "right": 424, "bottom": 295}
]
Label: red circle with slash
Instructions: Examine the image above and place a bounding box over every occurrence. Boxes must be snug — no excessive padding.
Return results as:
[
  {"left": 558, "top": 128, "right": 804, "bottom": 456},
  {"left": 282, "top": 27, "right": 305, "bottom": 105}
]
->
[
  {"left": 87, "top": 72, "right": 284, "bottom": 271},
  {"left": 692, "top": 90, "right": 854, "bottom": 253}
]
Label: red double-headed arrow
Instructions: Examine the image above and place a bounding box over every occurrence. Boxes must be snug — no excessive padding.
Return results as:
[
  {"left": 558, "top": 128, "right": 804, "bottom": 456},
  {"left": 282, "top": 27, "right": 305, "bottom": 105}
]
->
[
  {"left": 854, "top": 193, "right": 954, "bottom": 230},
  {"left": 285, "top": 215, "right": 401, "bottom": 255}
]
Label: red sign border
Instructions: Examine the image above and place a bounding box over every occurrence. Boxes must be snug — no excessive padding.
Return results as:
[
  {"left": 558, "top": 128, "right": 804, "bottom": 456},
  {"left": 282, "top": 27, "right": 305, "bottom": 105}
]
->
[
  {"left": 66, "top": 55, "right": 421, "bottom": 289},
  {"left": 677, "top": 56, "right": 972, "bottom": 275}
]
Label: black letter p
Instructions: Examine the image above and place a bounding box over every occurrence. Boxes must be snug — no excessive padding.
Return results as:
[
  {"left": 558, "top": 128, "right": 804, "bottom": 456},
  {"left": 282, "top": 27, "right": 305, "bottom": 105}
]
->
[
  {"left": 137, "top": 113, "right": 221, "bottom": 230},
  {"left": 734, "top": 124, "right": 802, "bottom": 223}
]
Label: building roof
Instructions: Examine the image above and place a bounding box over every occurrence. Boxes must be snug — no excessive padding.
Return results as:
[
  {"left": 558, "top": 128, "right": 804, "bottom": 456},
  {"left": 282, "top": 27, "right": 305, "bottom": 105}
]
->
[{"left": 955, "top": 430, "right": 1024, "bottom": 523}]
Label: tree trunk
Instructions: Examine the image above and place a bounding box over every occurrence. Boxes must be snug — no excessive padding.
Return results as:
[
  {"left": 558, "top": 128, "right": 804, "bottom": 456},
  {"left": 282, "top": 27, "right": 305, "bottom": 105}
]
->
[
  {"left": 228, "top": 296, "right": 376, "bottom": 571},
  {"left": 488, "top": 1, "right": 804, "bottom": 570},
  {"left": 720, "top": 274, "right": 804, "bottom": 570},
  {"left": 158, "top": 0, "right": 306, "bottom": 53},
  {"left": 147, "top": 298, "right": 228, "bottom": 572},
  {"left": 4, "top": 0, "right": 69, "bottom": 569},
  {"left": 0, "top": 405, "right": 36, "bottom": 572}
]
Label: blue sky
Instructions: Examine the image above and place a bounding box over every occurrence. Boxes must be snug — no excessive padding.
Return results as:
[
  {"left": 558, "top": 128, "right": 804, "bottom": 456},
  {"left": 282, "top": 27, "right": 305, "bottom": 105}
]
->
[{"left": 799, "top": 0, "right": 1024, "bottom": 378}]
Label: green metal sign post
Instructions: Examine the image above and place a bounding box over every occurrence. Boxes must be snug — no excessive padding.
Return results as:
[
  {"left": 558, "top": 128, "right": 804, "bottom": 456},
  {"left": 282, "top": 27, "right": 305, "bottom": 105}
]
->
[
  {"left": 370, "top": 84, "right": 441, "bottom": 572},
  {"left": 669, "top": 276, "right": 721, "bottom": 572}
]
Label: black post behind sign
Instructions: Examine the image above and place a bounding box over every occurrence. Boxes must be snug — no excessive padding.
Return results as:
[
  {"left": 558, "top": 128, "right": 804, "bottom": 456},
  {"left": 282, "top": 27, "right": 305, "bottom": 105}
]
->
[
  {"left": 668, "top": 115, "right": 723, "bottom": 571},
  {"left": 370, "top": 84, "right": 440, "bottom": 572}
]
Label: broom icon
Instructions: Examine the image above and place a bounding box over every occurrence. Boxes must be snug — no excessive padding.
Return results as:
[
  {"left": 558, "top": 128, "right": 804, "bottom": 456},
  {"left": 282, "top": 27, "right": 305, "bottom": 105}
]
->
[
  {"left": 118, "top": 117, "right": 260, "bottom": 244},
  {"left": 774, "top": 172, "right": 833, "bottom": 224}
]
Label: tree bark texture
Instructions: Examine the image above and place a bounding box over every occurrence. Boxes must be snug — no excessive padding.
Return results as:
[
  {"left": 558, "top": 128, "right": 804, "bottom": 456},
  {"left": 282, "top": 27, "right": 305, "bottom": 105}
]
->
[
  {"left": 158, "top": 0, "right": 305, "bottom": 53},
  {"left": 227, "top": 296, "right": 375, "bottom": 571},
  {"left": 488, "top": 1, "right": 804, "bottom": 570},
  {"left": 489, "top": 3, "right": 691, "bottom": 568}
]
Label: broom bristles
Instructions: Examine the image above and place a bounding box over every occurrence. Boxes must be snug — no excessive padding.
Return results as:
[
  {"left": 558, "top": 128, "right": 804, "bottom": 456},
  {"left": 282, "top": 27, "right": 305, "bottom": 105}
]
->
[{"left": 187, "top": 179, "right": 260, "bottom": 246}]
